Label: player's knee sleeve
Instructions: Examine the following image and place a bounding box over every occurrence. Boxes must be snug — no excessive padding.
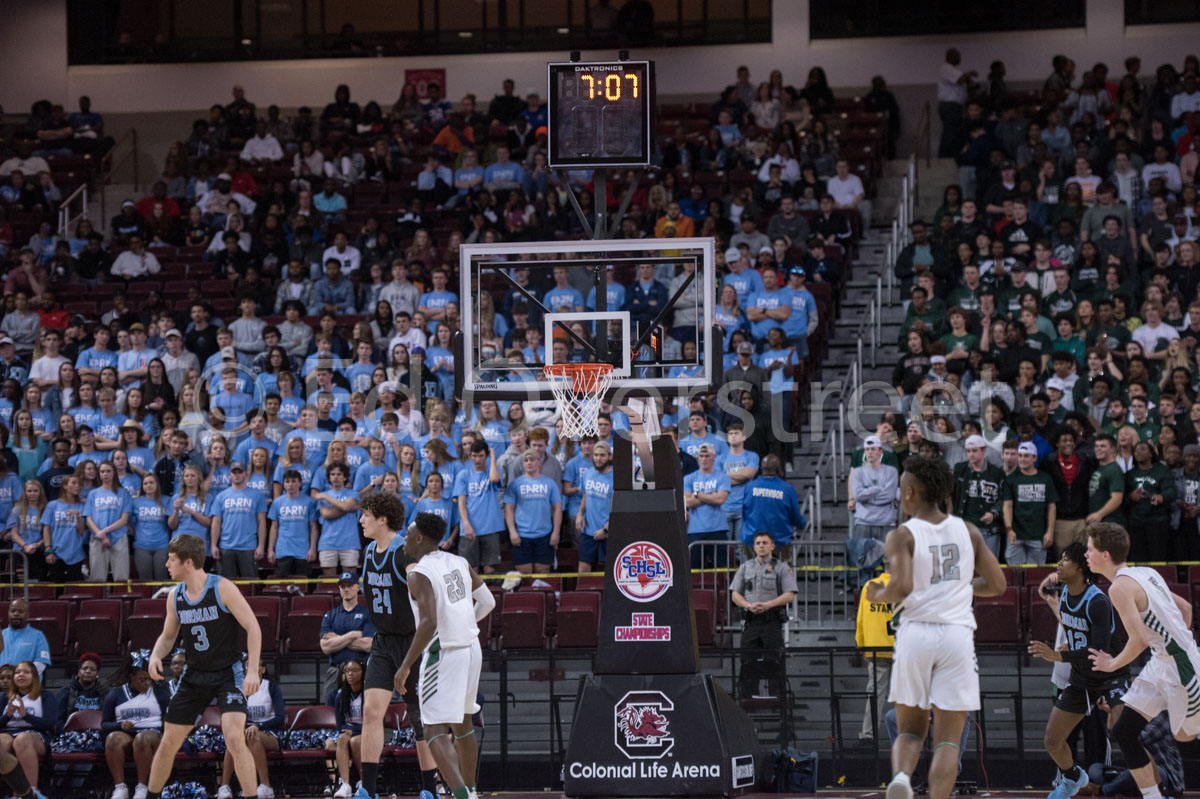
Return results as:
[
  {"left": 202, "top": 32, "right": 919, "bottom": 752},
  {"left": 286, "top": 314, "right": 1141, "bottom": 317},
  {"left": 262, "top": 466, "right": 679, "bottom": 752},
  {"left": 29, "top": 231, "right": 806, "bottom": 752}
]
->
[
  {"left": 406, "top": 698, "right": 425, "bottom": 741},
  {"left": 1110, "top": 710, "right": 1151, "bottom": 770}
]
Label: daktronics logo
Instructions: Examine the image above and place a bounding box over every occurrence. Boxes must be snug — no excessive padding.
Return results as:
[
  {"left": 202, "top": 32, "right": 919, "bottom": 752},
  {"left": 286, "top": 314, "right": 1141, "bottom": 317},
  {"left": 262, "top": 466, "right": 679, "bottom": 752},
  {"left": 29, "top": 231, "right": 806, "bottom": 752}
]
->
[
  {"left": 614, "top": 690, "right": 674, "bottom": 759},
  {"left": 614, "top": 542, "right": 672, "bottom": 603}
]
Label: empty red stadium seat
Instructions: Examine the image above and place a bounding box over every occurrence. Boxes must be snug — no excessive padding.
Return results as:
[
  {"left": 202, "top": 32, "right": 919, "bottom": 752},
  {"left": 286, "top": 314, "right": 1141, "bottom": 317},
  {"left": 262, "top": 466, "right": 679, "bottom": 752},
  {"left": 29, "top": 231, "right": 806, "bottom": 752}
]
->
[
  {"left": 127, "top": 598, "right": 168, "bottom": 649},
  {"left": 28, "top": 600, "right": 69, "bottom": 657},
  {"left": 499, "top": 592, "right": 545, "bottom": 649},
  {"left": 74, "top": 599, "right": 124, "bottom": 655},
  {"left": 280, "top": 706, "right": 337, "bottom": 760},
  {"left": 291, "top": 595, "right": 336, "bottom": 614},
  {"left": 284, "top": 612, "right": 328, "bottom": 653},
  {"left": 556, "top": 592, "right": 600, "bottom": 648},
  {"left": 1028, "top": 600, "right": 1058, "bottom": 643},
  {"left": 974, "top": 588, "right": 1021, "bottom": 643},
  {"left": 692, "top": 590, "right": 716, "bottom": 647},
  {"left": 244, "top": 596, "right": 282, "bottom": 653},
  {"left": 54, "top": 711, "right": 103, "bottom": 764}
]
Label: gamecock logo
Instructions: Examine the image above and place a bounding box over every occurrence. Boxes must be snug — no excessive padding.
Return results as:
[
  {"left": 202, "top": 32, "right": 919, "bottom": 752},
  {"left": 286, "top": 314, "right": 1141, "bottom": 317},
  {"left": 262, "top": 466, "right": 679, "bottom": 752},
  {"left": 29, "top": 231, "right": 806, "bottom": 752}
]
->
[{"left": 613, "top": 690, "right": 675, "bottom": 759}]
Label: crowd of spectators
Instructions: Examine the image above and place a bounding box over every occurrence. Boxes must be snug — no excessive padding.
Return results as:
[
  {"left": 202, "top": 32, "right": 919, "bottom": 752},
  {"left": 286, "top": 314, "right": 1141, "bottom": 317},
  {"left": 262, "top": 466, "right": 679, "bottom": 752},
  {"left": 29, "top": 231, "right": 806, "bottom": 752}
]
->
[
  {"left": 0, "top": 61, "right": 862, "bottom": 590},
  {"left": 879, "top": 50, "right": 1200, "bottom": 568}
]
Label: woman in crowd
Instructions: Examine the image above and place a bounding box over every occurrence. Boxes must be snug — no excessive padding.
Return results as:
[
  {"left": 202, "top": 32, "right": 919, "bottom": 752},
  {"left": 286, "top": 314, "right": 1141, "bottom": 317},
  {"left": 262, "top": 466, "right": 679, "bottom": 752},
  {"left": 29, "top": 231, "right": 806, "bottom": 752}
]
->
[
  {"left": 84, "top": 460, "right": 133, "bottom": 583},
  {"left": 131, "top": 474, "right": 171, "bottom": 582},
  {"left": 273, "top": 437, "right": 314, "bottom": 498},
  {"left": 327, "top": 658, "right": 366, "bottom": 799},
  {"left": 42, "top": 474, "right": 87, "bottom": 581},
  {"left": 0, "top": 661, "right": 58, "bottom": 790},
  {"left": 7, "top": 480, "right": 46, "bottom": 580},
  {"left": 101, "top": 650, "right": 170, "bottom": 799},
  {"left": 168, "top": 464, "right": 213, "bottom": 553}
]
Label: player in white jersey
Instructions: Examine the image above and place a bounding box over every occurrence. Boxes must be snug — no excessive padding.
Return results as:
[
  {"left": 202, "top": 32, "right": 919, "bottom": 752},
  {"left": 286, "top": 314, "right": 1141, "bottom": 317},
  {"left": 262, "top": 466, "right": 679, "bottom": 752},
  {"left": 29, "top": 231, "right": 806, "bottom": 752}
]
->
[
  {"left": 867, "top": 457, "right": 1005, "bottom": 799},
  {"left": 398, "top": 512, "right": 495, "bottom": 799},
  {"left": 1085, "top": 522, "right": 1199, "bottom": 799}
]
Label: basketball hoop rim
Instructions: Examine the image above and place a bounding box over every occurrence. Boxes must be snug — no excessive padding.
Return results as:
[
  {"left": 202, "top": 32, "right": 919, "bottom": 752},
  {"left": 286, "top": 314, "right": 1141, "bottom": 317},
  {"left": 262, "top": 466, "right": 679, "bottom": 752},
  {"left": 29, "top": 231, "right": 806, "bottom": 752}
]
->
[{"left": 543, "top": 362, "right": 614, "bottom": 392}]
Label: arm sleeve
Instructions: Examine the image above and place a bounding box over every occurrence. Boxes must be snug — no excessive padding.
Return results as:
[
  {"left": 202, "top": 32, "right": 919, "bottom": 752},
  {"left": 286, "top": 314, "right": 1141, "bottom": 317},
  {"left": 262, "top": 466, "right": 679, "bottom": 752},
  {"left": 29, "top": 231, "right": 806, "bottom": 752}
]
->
[
  {"left": 264, "top": 681, "right": 286, "bottom": 730},
  {"left": 100, "top": 689, "right": 121, "bottom": 734},
  {"left": 25, "top": 692, "right": 58, "bottom": 734}
]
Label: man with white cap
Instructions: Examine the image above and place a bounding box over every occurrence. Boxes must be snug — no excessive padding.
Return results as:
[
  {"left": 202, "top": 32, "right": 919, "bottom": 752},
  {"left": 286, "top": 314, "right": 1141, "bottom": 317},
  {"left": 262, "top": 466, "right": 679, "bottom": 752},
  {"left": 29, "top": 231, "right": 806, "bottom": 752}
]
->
[
  {"left": 683, "top": 443, "right": 732, "bottom": 569},
  {"left": 849, "top": 435, "right": 898, "bottom": 542},
  {"left": 951, "top": 435, "right": 1006, "bottom": 557},
  {"left": 159, "top": 328, "right": 200, "bottom": 395},
  {"left": 721, "top": 247, "right": 764, "bottom": 308},
  {"left": 1002, "top": 441, "right": 1058, "bottom": 566}
]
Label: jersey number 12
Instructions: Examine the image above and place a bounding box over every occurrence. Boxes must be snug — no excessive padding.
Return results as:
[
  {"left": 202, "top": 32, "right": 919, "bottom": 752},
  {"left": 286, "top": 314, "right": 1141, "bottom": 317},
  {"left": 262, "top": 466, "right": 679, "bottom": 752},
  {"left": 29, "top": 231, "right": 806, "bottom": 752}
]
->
[{"left": 928, "top": 544, "right": 961, "bottom": 584}]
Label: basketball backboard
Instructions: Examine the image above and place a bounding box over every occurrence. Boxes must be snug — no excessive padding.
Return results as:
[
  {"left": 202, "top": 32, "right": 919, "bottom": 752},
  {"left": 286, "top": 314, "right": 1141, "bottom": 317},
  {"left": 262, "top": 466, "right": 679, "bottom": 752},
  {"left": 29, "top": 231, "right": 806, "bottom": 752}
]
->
[{"left": 454, "top": 238, "right": 718, "bottom": 404}]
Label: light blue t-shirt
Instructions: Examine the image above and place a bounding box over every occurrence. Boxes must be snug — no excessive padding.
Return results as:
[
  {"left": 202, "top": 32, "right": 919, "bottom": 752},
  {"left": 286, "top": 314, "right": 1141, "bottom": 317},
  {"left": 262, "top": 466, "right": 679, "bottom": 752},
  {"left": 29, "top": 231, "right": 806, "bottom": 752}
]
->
[
  {"left": 92, "top": 411, "right": 127, "bottom": 442},
  {"left": 42, "top": 500, "right": 86, "bottom": 564},
  {"left": 543, "top": 286, "right": 584, "bottom": 313},
  {"left": 760, "top": 346, "right": 798, "bottom": 394},
  {"left": 317, "top": 488, "right": 360, "bottom": 551},
  {"left": 171, "top": 491, "right": 213, "bottom": 549},
  {"left": 0, "top": 473, "right": 22, "bottom": 528},
  {"left": 782, "top": 286, "right": 817, "bottom": 339},
  {"left": 0, "top": 626, "right": 50, "bottom": 670},
  {"left": 503, "top": 475, "right": 561, "bottom": 538},
  {"left": 452, "top": 466, "right": 504, "bottom": 536},
  {"left": 75, "top": 347, "right": 118, "bottom": 373},
  {"left": 563, "top": 454, "right": 593, "bottom": 517},
  {"left": 586, "top": 283, "right": 626, "bottom": 312},
  {"left": 268, "top": 493, "right": 317, "bottom": 560},
  {"left": 418, "top": 290, "right": 458, "bottom": 317},
  {"left": 121, "top": 446, "right": 156, "bottom": 475},
  {"left": 719, "top": 450, "right": 760, "bottom": 513},
  {"left": 408, "top": 496, "right": 458, "bottom": 543},
  {"left": 580, "top": 468, "right": 614, "bottom": 537},
  {"left": 678, "top": 432, "right": 729, "bottom": 460},
  {"left": 476, "top": 421, "right": 510, "bottom": 456},
  {"left": 722, "top": 269, "right": 764, "bottom": 308},
  {"left": 212, "top": 486, "right": 267, "bottom": 551},
  {"left": 683, "top": 469, "right": 731, "bottom": 534},
  {"left": 746, "top": 288, "right": 791, "bottom": 339},
  {"left": 83, "top": 487, "right": 133, "bottom": 544},
  {"left": 131, "top": 496, "right": 171, "bottom": 551}
]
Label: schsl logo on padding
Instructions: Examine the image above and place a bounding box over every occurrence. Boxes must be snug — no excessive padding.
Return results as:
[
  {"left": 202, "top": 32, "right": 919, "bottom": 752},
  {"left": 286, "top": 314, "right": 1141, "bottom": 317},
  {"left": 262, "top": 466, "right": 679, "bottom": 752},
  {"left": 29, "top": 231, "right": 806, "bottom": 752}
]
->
[
  {"left": 613, "top": 541, "right": 672, "bottom": 603},
  {"left": 614, "top": 690, "right": 674, "bottom": 759}
]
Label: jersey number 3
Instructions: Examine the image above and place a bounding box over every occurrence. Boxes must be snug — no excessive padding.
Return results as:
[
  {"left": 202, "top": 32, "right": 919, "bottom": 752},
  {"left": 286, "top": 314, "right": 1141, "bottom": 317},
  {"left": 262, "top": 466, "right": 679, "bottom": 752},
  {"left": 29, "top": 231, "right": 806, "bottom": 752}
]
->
[
  {"left": 191, "top": 625, "right": 210, "bottom": 652},
  {"left": 928, "top": 544, "right": 961, "bottom": 584}
]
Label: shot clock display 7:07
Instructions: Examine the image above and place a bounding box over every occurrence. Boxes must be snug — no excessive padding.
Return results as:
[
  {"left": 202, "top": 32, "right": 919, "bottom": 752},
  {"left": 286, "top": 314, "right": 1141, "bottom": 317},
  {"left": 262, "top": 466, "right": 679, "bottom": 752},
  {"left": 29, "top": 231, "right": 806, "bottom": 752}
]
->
[{"left": 547, "top": 60, "right": 654, "bottom": 169}]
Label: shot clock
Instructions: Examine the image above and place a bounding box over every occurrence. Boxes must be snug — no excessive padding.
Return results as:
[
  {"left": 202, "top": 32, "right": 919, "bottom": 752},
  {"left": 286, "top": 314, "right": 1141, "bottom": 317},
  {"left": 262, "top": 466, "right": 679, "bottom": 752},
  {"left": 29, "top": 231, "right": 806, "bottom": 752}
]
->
[{"left": 547, "top": 60, "right": 654, "bottom": 169}]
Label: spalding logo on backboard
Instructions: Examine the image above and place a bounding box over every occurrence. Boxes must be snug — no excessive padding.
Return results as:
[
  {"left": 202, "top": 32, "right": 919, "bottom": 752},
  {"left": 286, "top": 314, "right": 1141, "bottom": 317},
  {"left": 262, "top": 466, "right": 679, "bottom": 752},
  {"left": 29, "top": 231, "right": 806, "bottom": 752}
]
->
[
  {"left": 614, "top": 541, "right": 672, "bottom": 603},
  {"left": 614, "top": 690, "right": 675, "bottom": 759}
]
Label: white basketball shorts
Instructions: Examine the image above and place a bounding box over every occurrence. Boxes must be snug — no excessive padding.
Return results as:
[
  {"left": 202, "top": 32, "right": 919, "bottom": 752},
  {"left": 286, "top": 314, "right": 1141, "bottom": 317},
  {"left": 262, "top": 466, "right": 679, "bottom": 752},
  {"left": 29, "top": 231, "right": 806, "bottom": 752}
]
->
[
  {"left": 419, "top": 639, "right": 483, "bottom": 726},
  {"left": 889, "top": 621, "right": 980, "bottom": 712}
]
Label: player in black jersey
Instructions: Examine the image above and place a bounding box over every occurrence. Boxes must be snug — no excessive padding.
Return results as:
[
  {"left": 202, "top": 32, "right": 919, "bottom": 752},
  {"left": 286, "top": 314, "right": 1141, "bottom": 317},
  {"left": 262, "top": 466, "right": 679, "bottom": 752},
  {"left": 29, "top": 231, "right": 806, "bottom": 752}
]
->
[
  {"left": 1028, "top": 542, "right": 1130, "bottom": 799},
  {"left": 355, "top": 492, "right": 426, "bottom": 799},
  {"left": 143, "top": 535, "right": 263, "bottom": 799}
]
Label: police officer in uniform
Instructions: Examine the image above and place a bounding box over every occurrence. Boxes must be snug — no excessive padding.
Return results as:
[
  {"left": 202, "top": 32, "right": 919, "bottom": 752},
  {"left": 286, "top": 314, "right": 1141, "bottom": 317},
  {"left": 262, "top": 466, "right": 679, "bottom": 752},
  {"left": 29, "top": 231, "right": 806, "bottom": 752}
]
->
[{"left": 730, "top": 531, "right": 797, "bottom": 699}]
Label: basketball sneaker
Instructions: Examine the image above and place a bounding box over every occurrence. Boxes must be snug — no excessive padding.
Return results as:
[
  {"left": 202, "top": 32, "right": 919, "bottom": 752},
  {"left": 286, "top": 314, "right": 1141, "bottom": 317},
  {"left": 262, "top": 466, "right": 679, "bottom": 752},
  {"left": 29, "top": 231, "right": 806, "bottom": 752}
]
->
[
  {"left": 1048, "top": 767, "right": 1090, "bottom": 799},
  {"left": 886, "top": 771, "right": 913, "bottom": 799},
  {"left": 419, "top": 790, "right": 437, "bottom": 799},
  {"left": 111, "top": 784, "right": 130, "bottom": 799},
  {"left": 333, "top": 780, "right": 353, "bottom": 798},
  {"left": 216, "top": 786, "right": 234, "bottom": 799},
  {"left": 351, "top": 787, "right": 377, "bottom": 799}
]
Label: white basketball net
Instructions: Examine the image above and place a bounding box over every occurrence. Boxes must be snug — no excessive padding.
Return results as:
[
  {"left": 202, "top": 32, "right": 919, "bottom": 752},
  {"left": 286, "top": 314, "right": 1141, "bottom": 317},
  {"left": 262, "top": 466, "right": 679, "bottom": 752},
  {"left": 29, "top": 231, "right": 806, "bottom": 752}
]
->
[{"left": 544, "top": 364, "right": 614, "bottom": 439}]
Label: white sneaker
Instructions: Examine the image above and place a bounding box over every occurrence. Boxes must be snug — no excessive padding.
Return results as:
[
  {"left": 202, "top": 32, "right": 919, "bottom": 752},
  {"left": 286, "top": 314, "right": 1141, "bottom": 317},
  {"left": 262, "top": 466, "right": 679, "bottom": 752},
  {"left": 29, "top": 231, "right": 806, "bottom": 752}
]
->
[
  {"left": 887, "top": 771, "right": 913, "bottom": 799},
  {"left": 216, "top": 786, "right": 234, "bottom": 799},
  {"left": 257, "top": 787, "right": 276, "bottom": 799},
  {"left": 111, "top": 785, "right": 130, "bottom": 799},
  {"left": 333, "top": 780, "right": 353, "bottom": 798},
  {"left": 133, "top": 785, "right": 149, "bottom": 799}
]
